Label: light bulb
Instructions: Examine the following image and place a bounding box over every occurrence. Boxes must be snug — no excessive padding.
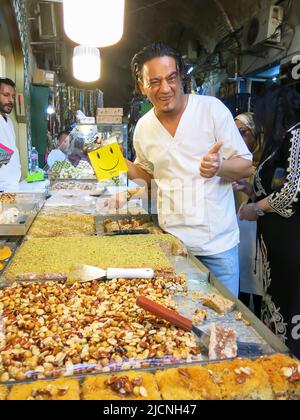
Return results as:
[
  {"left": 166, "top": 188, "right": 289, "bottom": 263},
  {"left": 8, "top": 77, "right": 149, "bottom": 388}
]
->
[
  {"left": 73, "top": 46, "right": 101, "bottom": 82},
  {"left": 63, "top": 0, "right": 125, "bottom": 47}
]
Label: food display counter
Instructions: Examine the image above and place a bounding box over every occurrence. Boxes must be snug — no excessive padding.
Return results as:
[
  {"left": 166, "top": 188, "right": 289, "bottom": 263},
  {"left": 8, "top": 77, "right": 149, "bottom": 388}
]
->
[{"left": 0, "top": 181, "right": 298, "bottom": 400}]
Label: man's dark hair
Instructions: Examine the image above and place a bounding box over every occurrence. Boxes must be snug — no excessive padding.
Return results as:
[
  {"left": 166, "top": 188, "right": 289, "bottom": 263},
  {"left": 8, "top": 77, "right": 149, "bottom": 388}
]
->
[
  {"left": 131, "top": 42, "right": 188, "bottom": 95},
  {"left": 254, "top": 85, "right": 300, "bottom": 161},
  {"left": 57, "top": 130, "right": 70, "bottom": 141},
  {"left": 0, "top": 78, "right": 16, "bottom": 89}
]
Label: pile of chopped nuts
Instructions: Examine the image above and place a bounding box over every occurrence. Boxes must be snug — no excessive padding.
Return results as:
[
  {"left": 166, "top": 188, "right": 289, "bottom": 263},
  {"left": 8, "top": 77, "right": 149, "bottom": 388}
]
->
[
  {"left": 0, "top": 193, "right": 16, "bottom": 204},
  {"left": 0, "top": 273, "right": 201, "bottom": 382},
  {"left": 105, "top": 375, "right": 148, "bottom": 397}
]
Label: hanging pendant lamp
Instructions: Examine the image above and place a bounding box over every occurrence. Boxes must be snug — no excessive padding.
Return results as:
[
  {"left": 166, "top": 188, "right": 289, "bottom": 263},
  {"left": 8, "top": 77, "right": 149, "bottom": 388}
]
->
[
  {"left": 73, "top": 46, "right": 101, "bottom": 82},
  {"left": 63, "top": 0, "right": 125, "bottom": 48}
]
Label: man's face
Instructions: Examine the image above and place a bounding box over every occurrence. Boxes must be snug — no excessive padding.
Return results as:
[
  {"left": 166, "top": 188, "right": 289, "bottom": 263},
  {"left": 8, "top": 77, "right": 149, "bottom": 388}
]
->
[
  {"left": 58, "top": 134, "right": 70, "bottom": 153},
  {"left": 139, "top": 56, "right": 183, "bottom": 115},
  {"left": 0, "top": 83, "right": 15, "bottom": 115}
]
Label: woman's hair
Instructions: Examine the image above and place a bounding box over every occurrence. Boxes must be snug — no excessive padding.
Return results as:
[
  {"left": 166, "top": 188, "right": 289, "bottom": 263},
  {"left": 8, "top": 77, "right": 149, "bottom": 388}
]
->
[
  {"left": 235, "top": 112, "right": 257, "bottom": 138},
  {"left": 130, "top": 42, "right": 188, "bottom": 96},
  {"left": 254, "top": 85, "right": 300, "bottom": 160}
]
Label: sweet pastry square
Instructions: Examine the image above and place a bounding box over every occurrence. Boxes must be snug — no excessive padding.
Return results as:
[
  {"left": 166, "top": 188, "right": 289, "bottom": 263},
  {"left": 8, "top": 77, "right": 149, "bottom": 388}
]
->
[
  {"left": 205, "top": 359, "right": 274, "bottom": 400},
  {"left": 0, "top": 385, "right": 8, "bottom": 400},
  {"left": 8, "top": 378, "right": 80, "bottom": 400},
  {"left": 82, "top": 371, "right": 161, "bottom": 400},
  {"left": 208, "top": 323, "right": 237, "bottom": 360},
  {"left": 155, "top": 365, "right": 221, "bottom": 400},
  {"left": 200, "top": 293, "right": 235, "bottom": 315},
  {"left": 192, "top": 309, "right": 207, "bottom": 324},
  {"left": 258, "top": 354, "right": 300, "bottom": 400}
]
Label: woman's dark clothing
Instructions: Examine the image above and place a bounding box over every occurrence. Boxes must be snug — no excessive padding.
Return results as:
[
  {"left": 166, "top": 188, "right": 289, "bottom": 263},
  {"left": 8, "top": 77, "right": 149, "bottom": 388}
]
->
[
  {"left": 253, "top": 123, "right": 300, "bottom": 358},
  {"left": 239, "top": 292, "right": 262, "bottom": 319}
]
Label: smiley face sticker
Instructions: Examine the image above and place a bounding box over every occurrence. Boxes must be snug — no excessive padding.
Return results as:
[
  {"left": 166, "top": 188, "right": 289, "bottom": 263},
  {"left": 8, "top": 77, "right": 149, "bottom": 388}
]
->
[{"left": 88, "top": 142, "right": 128, "bottom": 181}]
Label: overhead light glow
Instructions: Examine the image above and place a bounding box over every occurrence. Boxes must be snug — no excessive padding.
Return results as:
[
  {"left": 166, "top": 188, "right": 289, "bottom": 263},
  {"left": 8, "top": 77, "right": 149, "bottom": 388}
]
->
[
  {"left": 47, "top": 105, "right": 55, "bottom": 115},
  {"left": 73, "top": 46, "right": 101, "bottom": 83},
  {"left": 63, "top": 0, "right": 125, "bottom": 47},
  {"left": 187, "top": 66, "right": 194, "bottom": 75}
]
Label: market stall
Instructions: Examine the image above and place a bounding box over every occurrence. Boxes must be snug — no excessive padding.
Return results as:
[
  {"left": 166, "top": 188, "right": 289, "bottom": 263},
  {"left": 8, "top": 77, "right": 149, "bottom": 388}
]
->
[{"left": 1, "top": 184, "right": 298, "bottom": 400}]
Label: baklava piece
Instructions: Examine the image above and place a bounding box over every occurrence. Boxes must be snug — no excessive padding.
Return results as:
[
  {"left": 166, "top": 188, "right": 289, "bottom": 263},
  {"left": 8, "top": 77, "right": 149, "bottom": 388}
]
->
[
  {"left": 82, "top": 372, "right": 161, "bottom": 400},
  {"left": 8, "top": 378, "right": 80, "bottom": 400},
  {"left": 258, "top": 354, "right": 300, "bottom": 400},
  {"left": 155, "top": 365, "right": 221, "bottom": 400},
  {"left": 192, "top": 309, "right": 207, "bottom": 324},
  {"left": 0, "top": 385, "right": 8, "bottom": 400},
  {"left": 208, "top": 323, "right": 237, "bottom": 361},
  {"left": 200, "top": 293, "right": 235, "bottom": 315},
  {"left": 206, "top": 359, "right": 273, "bottom": 400}
]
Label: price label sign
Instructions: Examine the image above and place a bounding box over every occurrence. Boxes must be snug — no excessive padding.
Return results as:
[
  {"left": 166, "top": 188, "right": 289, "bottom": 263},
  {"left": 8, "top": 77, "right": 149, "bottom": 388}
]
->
[{"left": 88, "top": 142, "right": 128, "bottom": 181}]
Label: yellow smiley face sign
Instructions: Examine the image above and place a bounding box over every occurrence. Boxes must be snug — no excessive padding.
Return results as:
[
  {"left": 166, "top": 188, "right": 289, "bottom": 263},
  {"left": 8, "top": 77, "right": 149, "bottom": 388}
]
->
[{"left": 88, "top": 142, "right": 128, "bottom": 181}]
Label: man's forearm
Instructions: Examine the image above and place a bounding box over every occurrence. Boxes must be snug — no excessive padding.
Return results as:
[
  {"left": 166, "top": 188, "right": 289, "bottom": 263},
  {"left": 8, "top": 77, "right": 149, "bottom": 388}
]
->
[
  {"left": 126, "top": 160, "right": 153, "bottom": 187},
  {"left": 218, "top": 158, "right": 253, "bottom": 181}
]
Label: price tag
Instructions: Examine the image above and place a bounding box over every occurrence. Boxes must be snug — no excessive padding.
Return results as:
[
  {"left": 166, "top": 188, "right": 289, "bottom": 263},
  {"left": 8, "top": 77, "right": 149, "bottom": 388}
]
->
[{"left": 88, "top": 142, "right": 128, "bottom": 181}]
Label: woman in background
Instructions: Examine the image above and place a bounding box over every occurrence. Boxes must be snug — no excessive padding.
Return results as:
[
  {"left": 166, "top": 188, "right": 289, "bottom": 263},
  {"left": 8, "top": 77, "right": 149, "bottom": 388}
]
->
[
  {"left": 234, "top": 113, "right": 262, "bottom": 318},
  {"left": 240, "top": 86, "right": 300, "bottom": 357}
]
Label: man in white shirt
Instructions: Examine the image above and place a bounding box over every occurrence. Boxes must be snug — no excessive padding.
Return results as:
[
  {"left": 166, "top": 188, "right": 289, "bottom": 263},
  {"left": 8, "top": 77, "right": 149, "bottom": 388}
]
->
[
  {"left": 47, "top": 130, "right": 70, "bottom": 168},
  {"left": 107, "top": 43, "right": 253, "bottom": 296},
  {"left": 0, "top": 78, "right": 21, "bottom": 191}
]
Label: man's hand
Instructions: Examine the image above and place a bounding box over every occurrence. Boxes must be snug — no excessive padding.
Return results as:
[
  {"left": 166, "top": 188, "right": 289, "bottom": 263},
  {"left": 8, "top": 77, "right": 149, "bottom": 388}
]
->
[
  {"left": 103, "top": 192, "right": 127, "bottom": 210},
  {"left": 200, "top": 142, "right": 223, "bottom": 179}
]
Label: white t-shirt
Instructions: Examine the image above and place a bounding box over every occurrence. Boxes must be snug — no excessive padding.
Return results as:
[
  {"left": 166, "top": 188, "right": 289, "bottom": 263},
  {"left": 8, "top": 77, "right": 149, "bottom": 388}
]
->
[
  {"left": 47, "top": 149, "right": 66, "bottom": 168},
  {"left": 0, "top": 114, "right": 21, "bottom": 191},
  {"left": 134, "top": 94, "right": 252, "bottom": 256}
]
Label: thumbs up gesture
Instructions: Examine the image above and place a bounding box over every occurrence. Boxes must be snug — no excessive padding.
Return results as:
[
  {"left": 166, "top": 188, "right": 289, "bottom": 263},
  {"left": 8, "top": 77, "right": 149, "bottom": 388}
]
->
[{"left": 200, "top": 142, "right": 223, "bottom": 179}]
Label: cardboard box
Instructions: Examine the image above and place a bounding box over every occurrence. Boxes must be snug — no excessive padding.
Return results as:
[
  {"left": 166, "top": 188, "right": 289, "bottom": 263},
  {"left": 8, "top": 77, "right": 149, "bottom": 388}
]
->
[
  {"left": 96, "top": 115, "right": 123, "bottom": 124},
  {"left": 97, "top": 108, "right": 123, "bottom": 116},
  {"left": 33, "top": 68, "right": 56, "bottom": 86}
]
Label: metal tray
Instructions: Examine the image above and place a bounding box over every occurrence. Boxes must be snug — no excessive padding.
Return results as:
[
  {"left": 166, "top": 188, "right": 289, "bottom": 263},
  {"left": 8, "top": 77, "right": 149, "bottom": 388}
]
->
[
  {"left": 95, "top": 213, "right": 156, "bottom": 235},
  {"left": 0, "top": 238, "right": 290, "bottom": 387},
  {"left": 173, "top": 254, "right": 289, "bottom": 355},
  {"left": 0, "top": 238, "right": 22, "bottom": 277},
  {"left": 0, "top": 203, "right": 39, "bottom": 236}
]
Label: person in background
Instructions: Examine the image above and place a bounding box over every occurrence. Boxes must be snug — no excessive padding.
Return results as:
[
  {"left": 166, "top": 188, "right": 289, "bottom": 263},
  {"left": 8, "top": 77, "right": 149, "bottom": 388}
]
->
[
  {"left": 239, "top": 85, "right": 300, "bottom": 358},
  {"left": 105, "top": 42, "right": 253, "bottom": 296},
  {"left": 47, "top": 130, "right": 70, "bottom": 168},
  {"left": 233, "top": 113, "right": 262, "bottom": 317},
  {"left": 0, "top": 78, "right": 21, "bottom": 191}
]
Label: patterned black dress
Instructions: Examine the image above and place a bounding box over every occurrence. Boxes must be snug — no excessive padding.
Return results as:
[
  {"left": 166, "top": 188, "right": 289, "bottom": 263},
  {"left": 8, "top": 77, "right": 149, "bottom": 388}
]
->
[{"left": 254, "top": 123, "right": 300, "bottom": 358}]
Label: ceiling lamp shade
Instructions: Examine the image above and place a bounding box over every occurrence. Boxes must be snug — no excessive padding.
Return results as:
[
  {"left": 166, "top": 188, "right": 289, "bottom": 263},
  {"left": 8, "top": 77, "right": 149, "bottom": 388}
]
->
[
  {"left": 63, "top": 0, "right": 125, "bottom": 48},
  {"left": 73, "top": 46, "right": 101, "bottom": 82}
]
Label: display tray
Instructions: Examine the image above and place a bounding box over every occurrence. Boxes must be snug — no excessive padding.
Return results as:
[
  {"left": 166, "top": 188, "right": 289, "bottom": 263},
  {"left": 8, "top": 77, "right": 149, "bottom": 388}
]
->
[
  {"left": 0, "top": 254, "right": 289, "bottom": 386},
  {"left": 95, "top": 214, "right": 161, "bottom": 235},
  {"left": 0, "top": 203, "right": 39, "bottom": 236},
  {"left": 173, "top": 255, "right": 289, "bottom": 356},
  {"left": 0, "top": 192, "right": 46, "bottom": 208},
  {"left": 50, "top": 179, "right": 106, "bottom": 196},
  {"left": 0, "top": 238, "right": 22, "bottom": 277},
  {"left": 1, "top": 352, "right": 299, "bottom": 399}
]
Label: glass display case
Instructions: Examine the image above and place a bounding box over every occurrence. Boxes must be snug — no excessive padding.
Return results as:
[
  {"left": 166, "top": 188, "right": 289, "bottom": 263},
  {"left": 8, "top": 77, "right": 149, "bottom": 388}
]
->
[{"left": 47, "top": 123, "right": 128, "bottom": 186}]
